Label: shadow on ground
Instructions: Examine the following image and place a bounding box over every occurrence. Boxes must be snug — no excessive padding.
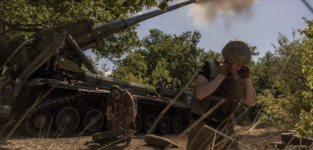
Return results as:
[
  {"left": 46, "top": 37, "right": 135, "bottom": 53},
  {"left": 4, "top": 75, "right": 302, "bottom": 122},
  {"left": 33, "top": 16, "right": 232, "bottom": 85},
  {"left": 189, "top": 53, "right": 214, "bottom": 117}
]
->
[
  {"left": 133, "top": 144, "right": 167, "bottom": 150},
  {"left": 0, "top": 141, "right": 23, "bottom": 150},
  {"left": 78, "top": 142, "right": 168, "bottom": 150},
  {"left": 237, "top": 131, "right": 281, "bottom": 150},
  {"left": 78, "top": 144, "right": 127, "bottom": 150},
  {"left": 0, "top": 147, "right": 23, "bottom": 150}
]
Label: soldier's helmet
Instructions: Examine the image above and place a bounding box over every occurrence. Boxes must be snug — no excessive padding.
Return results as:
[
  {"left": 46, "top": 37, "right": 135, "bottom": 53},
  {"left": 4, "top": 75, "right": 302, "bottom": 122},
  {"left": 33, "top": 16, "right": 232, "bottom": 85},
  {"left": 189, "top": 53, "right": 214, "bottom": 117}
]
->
[
  {"left": 110, "top": 85, "right": 121, "bottom": 98},
  {"left": 110, "top": 85, "right": 121, "bottom": 91},
  {"left": 221, "top": 39, "right": 251, "bottom": 65}
]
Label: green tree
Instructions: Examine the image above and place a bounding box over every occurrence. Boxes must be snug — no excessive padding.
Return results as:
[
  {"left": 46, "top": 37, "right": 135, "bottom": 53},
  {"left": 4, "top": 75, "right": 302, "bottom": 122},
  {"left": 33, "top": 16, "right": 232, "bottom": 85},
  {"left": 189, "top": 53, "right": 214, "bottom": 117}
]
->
[
  {"left": 250, "top": 51, "right": 276, "bottom": 94},
  {"left": 199, "top": 50, "right": 223, "bottom": 61},
  {"left": 294, "top": 17, "right": 313, "bottom": 137},
  {"left": 109, "top": 50, "right": 150, "bottom": 87},
  {"left": 253, "top": 29, "right": 312, "bottom": 132},
  {"left": 112, "top": 29, "right": 205, "bottom": 90}
]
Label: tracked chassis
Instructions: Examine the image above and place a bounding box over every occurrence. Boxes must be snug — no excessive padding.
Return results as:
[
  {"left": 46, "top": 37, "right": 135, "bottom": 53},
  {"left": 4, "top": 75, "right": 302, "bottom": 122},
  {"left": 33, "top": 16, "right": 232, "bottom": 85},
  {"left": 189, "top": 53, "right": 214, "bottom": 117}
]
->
[
  {"left": 9, "top": 77, "right": 192, "bottom": 137},
  {"left": 0, "top": 0, "right": 196, "bottom": 137}
]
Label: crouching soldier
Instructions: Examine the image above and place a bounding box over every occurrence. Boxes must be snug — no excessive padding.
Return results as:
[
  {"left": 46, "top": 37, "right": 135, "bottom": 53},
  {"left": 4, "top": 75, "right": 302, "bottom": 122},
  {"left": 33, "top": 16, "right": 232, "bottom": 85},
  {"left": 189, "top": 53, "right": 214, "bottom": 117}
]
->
[{"left": 106, "top": 85, "right": 137, "bottom": 145}]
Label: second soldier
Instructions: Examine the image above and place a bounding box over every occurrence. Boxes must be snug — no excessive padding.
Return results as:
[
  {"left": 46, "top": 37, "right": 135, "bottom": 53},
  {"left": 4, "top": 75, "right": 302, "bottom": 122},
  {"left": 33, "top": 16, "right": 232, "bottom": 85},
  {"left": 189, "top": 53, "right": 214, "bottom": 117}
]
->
[{"left": 106, "top": 85, "right": 137, "bottom": 144}]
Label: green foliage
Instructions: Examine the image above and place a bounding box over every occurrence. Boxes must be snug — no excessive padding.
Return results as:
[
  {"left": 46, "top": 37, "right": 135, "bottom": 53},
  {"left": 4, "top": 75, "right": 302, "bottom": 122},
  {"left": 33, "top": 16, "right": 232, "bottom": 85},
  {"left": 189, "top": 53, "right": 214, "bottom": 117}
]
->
[
  {"left": 258, "top": 89, "right": 306, "bottom": 129},
  {"left": 108, "top": 50, "right": 151, "bottom": 88},
  {"left": 250, "top": 51, "right": 275, "bottom": 94},
  {"left": 158, "top": 0, "right": 174, "bottom": 12},
  {"left": 294, "top": 17, "right": 313, "bottom": 137},
  {"left": 199, "top": 50, "right": 223, "bottom": 61},
  {"left": 150, "top": 58, "right": 172, "bottom": 88},
  {"left": 296, "top": 110, "right": 313, "bottom": 136},
  {"left": 111, "top": 29, "right": 206, "bottom": 89},
  {"left": 249, "top": 21, "right": 313, "bottom": 136}
]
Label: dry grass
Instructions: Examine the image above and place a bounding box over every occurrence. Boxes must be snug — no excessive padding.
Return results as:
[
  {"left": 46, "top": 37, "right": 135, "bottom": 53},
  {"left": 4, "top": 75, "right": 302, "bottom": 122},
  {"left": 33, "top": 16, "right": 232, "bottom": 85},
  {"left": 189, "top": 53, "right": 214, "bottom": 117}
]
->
[
  {"left": 235, "top": 126, "right": 282, "bottom": 150},
  {"left": 0, "top": 134, "right": 188, "bottom": 150},
  {"left": 0, "top": 127, "right": 283, "bottom": 150}
]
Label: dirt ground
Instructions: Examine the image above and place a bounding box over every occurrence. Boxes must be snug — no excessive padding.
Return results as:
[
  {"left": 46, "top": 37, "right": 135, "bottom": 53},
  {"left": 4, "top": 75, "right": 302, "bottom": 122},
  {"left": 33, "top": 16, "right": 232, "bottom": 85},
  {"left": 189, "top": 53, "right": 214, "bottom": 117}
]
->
[{"left": 0, "top": 126, "right": 283, "bottom": 150}]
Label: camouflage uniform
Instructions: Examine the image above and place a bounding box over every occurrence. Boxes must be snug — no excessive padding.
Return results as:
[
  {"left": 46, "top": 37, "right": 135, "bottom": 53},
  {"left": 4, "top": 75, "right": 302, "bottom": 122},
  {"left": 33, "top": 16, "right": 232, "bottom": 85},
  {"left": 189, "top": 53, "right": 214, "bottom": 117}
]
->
[
  {"left": 107, "top": 85, "right": 137, "bottom": 131},
  {"left": 187, "top": 40, "right": 252, "bottom": 150}
]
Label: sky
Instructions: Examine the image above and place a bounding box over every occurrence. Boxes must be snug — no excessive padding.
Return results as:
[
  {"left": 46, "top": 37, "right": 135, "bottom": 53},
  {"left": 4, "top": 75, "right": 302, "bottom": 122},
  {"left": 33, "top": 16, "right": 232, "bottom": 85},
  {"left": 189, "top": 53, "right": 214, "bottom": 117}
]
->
[{"left": 85, "top": 0, "right": 313, "bottom": 75}]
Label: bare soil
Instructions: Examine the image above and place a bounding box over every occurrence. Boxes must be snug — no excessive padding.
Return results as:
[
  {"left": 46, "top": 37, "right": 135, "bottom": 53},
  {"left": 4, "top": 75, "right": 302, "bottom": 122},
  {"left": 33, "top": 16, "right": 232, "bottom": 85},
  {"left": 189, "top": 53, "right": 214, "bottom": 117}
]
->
[{"left": 0, "top": 126, "right": 283, "bottom": 150}]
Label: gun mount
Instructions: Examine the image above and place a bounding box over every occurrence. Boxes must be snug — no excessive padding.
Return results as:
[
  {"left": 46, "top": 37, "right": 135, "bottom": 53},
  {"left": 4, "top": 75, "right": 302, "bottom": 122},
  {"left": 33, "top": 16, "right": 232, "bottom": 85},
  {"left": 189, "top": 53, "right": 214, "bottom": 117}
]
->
[{"left": 0, "top": 0, "right": 195, "bottom": 137}]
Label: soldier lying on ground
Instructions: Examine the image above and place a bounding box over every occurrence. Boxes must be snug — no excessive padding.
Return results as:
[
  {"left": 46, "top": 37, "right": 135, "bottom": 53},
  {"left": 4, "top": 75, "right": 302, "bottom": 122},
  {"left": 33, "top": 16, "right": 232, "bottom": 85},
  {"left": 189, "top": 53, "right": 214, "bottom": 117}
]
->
[
  {"left": 187, "top": 40, "right": 257, "bottom": 150},
  {"left": 106, "top": 85, "right": 137, "bottom": 145}
]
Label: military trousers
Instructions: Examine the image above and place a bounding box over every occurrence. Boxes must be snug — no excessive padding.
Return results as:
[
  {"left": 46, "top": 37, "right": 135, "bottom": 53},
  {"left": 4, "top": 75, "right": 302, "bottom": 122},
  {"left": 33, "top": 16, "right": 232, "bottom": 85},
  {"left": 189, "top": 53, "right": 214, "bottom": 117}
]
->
[
  {"left": 110, "top": 109, "right": 137, "bottom": 131},
  {"left": 186, "top": 118, "right": 240, "bottom": 150}
]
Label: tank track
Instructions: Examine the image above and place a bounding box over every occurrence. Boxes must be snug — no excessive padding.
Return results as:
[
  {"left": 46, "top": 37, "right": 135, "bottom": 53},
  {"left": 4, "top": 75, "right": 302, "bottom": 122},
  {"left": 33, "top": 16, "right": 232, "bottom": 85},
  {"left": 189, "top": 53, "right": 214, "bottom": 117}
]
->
[
  {"left": 18, "top": 92, "right": 105, "bottom": 137},
  {"left": 16, "top": 90, "right": 189, "bottom": 137}
]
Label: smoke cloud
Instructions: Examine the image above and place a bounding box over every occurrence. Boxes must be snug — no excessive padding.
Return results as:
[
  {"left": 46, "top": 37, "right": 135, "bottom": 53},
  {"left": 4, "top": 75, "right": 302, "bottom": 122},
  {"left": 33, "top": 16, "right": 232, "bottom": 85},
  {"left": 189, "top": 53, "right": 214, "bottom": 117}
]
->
[{"left": 187, "top": 0, "right": 256, "bottom": 30}]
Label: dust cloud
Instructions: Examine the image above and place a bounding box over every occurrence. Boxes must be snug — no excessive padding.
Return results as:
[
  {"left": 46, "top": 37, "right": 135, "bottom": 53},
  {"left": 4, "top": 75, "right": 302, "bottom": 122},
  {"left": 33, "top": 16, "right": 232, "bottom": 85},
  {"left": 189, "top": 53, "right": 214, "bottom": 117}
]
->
[{"left": 187, "top": 0, "right": 256, "bottom": 30}]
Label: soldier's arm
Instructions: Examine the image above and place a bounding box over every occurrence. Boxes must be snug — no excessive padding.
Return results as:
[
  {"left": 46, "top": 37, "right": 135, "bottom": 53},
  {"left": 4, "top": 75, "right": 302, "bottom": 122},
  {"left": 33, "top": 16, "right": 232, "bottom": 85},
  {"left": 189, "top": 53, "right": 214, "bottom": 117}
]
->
[
  {"left": 242, "top": 78, "right": 256, "bottom": 107},
  {"left": 106, "top": 96, "right": 112, "bottom": 120},
  {"left": 124, "top": 92, "right": 136, "bottom": 122},
  {"left": 194, "top": 74, "right": 225, "bottom": 100}
]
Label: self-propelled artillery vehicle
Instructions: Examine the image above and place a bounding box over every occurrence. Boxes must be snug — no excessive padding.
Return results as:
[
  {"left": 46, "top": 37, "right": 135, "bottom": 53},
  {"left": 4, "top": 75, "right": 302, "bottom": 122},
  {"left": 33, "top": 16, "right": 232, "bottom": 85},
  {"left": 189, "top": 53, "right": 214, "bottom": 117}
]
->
[{"left": 0, "top": 0, "right": 195, "bottom": 137}]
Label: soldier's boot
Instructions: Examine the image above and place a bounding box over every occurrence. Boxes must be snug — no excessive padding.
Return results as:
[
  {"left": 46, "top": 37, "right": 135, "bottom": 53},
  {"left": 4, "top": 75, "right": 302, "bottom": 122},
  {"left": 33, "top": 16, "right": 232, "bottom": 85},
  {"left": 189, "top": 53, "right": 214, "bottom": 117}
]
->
[{"left": 126, "top": 137, "right": 132, "bottom": 145}]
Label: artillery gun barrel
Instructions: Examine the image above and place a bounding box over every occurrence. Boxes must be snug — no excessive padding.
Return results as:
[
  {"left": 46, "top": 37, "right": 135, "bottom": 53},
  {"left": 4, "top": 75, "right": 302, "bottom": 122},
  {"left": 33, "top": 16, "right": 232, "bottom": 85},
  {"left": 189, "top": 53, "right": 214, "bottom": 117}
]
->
[
  {"left": 10, "top": 0, "right": 195, "bottom": 51},
  {"left": 94, "top": 0, "right": 196, "bottom": 37},
  {"left": 73, "top": 0, "right": 196, "bottom": 48}
]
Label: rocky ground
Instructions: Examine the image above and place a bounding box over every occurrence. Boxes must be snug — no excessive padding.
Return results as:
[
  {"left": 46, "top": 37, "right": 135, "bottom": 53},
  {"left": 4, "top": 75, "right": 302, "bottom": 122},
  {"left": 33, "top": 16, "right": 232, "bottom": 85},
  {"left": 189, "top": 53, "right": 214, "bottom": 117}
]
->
[{"left": 0, "top": 126, "right": 285, "bottom": 150}]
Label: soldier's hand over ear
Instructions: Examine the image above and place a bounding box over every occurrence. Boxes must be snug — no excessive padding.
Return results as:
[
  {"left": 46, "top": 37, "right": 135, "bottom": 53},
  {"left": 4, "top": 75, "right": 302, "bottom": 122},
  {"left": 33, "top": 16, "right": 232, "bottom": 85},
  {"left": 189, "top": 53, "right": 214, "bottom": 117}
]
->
[
  {"left": 129, "top": 122, "right": 136, "bottom": 130},
  {"left": 237, "top": 65, "right": 250, "bottom": 78},
  {"left": 219, "top": 59, "right": 229, "bottom": 78}
]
